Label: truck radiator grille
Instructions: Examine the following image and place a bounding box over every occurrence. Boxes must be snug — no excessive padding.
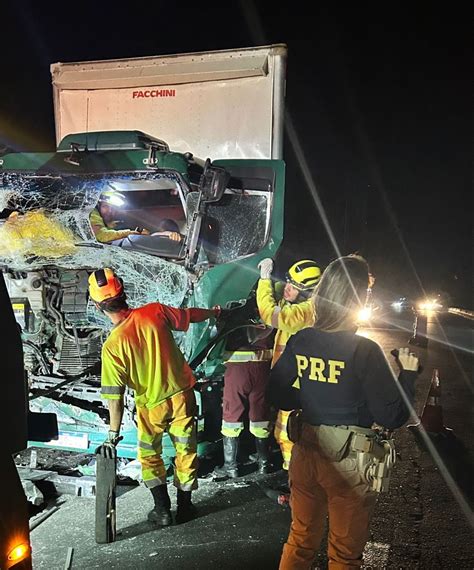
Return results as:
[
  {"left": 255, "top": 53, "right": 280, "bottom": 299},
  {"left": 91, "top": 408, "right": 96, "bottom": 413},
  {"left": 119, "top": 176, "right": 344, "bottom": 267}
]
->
[{"left": 59, "top": 335, "right": 101, "bottom": 376}]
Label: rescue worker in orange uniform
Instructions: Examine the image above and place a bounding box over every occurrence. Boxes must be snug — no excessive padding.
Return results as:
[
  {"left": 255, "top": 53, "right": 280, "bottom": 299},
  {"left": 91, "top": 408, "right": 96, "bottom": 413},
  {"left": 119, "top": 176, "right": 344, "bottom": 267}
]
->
[
  {"left": 256, "top": 258, "right": 321, "bottom": 470},
  {"left": 270, "top": 256, "right": 420, "bottom": 569},
  {"left": 88, "top": 268, "right": 220, "bottom": 525}
]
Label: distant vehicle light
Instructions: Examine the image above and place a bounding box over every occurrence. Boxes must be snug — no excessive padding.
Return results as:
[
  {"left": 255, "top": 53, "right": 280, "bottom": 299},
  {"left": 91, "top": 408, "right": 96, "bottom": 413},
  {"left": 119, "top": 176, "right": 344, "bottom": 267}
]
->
[
  {"left": 392, "top": 297, "right": 411, "bottom": 311},
  {"left": 7, "top": 542, "right": 30, "bottom": 563},
  {"left": 418, "top": 298, "right": 442, "bottom": 311},
  {"left": 357, "top": 306, "right": 372, "bottom": 323}
]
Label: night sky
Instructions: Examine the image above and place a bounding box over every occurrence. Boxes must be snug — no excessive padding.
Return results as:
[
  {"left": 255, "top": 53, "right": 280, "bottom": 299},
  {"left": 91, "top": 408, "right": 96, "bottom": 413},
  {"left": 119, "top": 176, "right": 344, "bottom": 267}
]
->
[{"left": 2, "top": 2, "right": 472, "bottom": 305}]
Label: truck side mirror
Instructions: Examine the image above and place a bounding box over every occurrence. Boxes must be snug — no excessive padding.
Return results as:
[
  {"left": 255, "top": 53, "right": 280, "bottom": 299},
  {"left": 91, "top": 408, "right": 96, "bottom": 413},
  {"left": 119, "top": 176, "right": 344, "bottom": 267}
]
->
[{"left": 199, "top": 159, "right": 229, "bottom": 203}]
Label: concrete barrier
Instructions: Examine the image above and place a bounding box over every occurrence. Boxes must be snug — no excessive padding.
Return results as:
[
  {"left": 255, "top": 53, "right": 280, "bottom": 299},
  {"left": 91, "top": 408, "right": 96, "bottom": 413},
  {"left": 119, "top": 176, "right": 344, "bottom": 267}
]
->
[{"left": 448, "top": 308, "right": 474, "bottom": 320}]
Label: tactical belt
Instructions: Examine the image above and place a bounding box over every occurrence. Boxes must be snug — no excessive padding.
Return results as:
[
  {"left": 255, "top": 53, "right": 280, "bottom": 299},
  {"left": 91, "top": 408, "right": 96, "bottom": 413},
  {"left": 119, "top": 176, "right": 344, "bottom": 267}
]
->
[
  {"left": 304, "top": 423, "right": 396, "bottom": 491},
  {"left": 334, "top": 424, "right": 378, "bottom": 454},
  {"left": 305, "top": 424, "right": 381, "bottom": 456},
  {"left": 223, "top": 349, "right": 273, "bottom": 363}
]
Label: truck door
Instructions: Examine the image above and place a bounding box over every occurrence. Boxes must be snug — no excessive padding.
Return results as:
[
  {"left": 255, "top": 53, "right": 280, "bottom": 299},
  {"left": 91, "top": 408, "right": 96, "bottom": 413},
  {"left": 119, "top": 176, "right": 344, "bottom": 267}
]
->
[
  {"left": 187, "top": 160, "right": 284, "bottom": 270},
  {"left": 183, "top": 159, "right": 285, "bottom": 367}
]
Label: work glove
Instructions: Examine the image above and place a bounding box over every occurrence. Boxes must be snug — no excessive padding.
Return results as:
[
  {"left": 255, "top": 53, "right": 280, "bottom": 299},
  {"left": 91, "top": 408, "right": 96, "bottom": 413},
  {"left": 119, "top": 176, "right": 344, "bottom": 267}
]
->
[
  {"left": 391, "top": 347, "right": 421, "bottom": 373},
  {"left": 258, "top": 258, "right": 274, "bottom": 279},
  {"left": 96, "top": 430, "right": 123, "bottom": 458}
]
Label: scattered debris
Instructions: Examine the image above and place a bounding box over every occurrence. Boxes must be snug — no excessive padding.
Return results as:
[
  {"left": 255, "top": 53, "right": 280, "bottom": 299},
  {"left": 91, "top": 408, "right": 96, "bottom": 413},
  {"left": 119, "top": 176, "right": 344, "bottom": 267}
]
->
[
  {"left": 257, "top": 482, "right": 290, "bottom": 508},
  {"left": 225, "top": 480, "right": 251, "bottom": 489},
  {"left": 30, "top": 449, "right": 38, "bottom": 469},
  {"left": 17, "top": 467, "right": 55, "bottom": 482},
  {"left": 118, "top": 458, "right": 142, "bottom": 481},
  {"left": 30, "top": 505, "right": 60, "bottom": 531},
  {"left": 21, "top": 479, "right": 45, "bottom": 506},
  {"left": 48, "top": 473, "right": 96, "bottom": 497},
  {"left": 64, "top": 547, "right": 74, "bottom": 570},
  {"left": 18, "top": 467, "right": 96, "bottom": 497},
  {"left": 78, "top": 457, "right": 97, "bottom": 477}
]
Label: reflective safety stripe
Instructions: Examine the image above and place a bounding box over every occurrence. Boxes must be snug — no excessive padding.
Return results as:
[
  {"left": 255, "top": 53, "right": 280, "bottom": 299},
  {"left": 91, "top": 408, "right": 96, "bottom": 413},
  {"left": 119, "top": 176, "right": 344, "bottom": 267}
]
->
[
  {"left": 101, "top": 385, "right": 125, "bottom": 395},
  {"left": 169, "top": 434, "right": 194, "bottom": 445},
  {"left": 223, "top": 349, "right": 273, "bottom": 363},
  {"left": 138, "top": 440, "right": 155, "bottom": 450},
  {"left": 222, "top": 421, "right": 244, "bottom": 429},
  {"left": 143, "top": 476, "right": 166, "bottom": 488},
  {"left": 271, "top": 307, "right": 281, "bottom": 328},
  {"left": 250, "top": 421, "right": 271, "bottom": 428}
]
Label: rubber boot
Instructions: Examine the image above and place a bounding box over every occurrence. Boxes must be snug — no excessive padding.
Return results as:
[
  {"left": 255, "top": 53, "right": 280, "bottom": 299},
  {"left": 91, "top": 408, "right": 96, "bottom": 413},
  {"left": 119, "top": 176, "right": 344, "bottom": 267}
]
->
[
  {"left": 175, "top": 489, "right": 197, "bottom": 524},
  {"left": 213, "top": 436, "right": 239, "bottom": 479},
  {"left": 255, "top": 437, "right": 272, "bottom": 475},
  {"left": 148, "top": 484, "right": 172, "bottom": 526}
]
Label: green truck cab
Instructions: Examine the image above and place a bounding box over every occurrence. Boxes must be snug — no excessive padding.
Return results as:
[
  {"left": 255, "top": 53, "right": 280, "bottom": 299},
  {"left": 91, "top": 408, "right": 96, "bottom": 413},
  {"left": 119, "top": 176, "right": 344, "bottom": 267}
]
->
[{"left": 0, "top": 129, "right": 284, "bottom": 458}]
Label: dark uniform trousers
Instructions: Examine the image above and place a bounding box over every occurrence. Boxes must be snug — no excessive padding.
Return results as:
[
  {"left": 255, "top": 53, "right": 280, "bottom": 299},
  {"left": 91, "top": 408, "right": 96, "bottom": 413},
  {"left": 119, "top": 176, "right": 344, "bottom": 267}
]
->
[{"left": 222, "top": 360, "right": 271, "bottom": 438}]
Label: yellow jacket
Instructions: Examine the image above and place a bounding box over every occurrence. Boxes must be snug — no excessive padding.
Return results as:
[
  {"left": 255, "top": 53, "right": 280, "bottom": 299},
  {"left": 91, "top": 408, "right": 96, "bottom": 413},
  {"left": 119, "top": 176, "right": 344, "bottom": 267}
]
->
[
  {"left": 256, "top": 279, "right": 315, "bottom": 367},
  {"left": 101, "top": 303, "right": 215, "bottom": 408},
  {"left": 89, "top": 208, "right": 134, "bottom": 243}
]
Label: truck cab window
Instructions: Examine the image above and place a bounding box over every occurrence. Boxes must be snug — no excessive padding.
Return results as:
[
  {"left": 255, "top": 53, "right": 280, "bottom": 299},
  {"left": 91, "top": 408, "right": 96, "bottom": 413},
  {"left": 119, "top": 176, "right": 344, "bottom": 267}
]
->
[
  {"left": 187, "top": 186, "right": 271, "bottom": 266},
  {"left": 90, "top": 177, "right": 187, "bottom": 258}
]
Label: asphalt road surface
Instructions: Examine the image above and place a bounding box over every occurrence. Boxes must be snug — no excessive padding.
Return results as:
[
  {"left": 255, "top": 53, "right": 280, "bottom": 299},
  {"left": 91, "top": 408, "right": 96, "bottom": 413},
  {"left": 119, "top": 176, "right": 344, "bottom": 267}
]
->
[{"left": 28, "top": 310, "right": 473, "bottom": 569}]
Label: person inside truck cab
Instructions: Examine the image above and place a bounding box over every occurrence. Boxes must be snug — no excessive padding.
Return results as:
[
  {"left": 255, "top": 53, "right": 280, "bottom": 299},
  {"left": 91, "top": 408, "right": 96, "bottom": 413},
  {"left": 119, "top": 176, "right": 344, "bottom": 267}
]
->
[
  {"left": 155, "top": 218, "right": 183, "bottom": 242},
  {"left": 90, "top": 192, "right": 182, "bottom": 245},
  {"left": 90, "top": 191, "right": 148, "bottom": 244}
]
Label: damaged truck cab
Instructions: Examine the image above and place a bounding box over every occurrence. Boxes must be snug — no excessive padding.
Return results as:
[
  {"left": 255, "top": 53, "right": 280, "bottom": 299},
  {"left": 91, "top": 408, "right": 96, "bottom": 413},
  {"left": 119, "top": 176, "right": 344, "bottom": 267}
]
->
[{"left": 0, "top": 45, "right": 287, "bottom": 460}]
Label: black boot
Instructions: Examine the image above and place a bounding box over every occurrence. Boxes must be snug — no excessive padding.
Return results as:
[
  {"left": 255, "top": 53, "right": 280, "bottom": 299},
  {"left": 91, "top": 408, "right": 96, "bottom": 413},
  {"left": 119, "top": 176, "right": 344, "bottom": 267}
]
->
[
  {"left": 175, "top": 489, "right": 197, "bottom": 524},
  {"left": 255, "top": 437, "right": 272, "bottom": 474},
  {"left": 212, "top": 436, "right": 239, "bottom": 479},
  {"left": 148, "top": 484, "right": 172, "bottom": 526}
]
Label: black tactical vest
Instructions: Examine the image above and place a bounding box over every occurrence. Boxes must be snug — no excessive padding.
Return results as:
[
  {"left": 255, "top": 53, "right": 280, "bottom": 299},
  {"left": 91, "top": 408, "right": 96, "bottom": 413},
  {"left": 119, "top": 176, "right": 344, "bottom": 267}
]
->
[{"left": 289, "top": 328, "right": 373, "bottom": 427}]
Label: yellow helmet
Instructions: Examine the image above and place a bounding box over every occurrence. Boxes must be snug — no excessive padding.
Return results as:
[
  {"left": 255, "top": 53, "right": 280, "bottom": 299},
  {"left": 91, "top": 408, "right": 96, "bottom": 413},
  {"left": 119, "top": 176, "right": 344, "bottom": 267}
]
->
[
  {"left": 286, "top": 260, "right": 321, "bottom": 291},
  {"left": 99, "top": 190, "right": 126, "bottom": 207},
  {"left": 88, "top": 268, "right": 124, "bottom": 303}
]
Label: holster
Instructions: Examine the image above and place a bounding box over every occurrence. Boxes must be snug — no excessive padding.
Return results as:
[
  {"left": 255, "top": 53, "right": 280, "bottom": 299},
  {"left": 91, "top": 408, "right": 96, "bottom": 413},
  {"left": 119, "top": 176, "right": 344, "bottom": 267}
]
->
[
  {"left": 355, "top": 438, "right": 396, "bottom": 493},
  {"left": 302, "top": 424, "right": 397, "bottom": 492},
  {"left": 287, "top": 409, "right": 303, "bottom": 443},
  {"left": 344, "top": 426, "right": 397, "bottom": 493}
]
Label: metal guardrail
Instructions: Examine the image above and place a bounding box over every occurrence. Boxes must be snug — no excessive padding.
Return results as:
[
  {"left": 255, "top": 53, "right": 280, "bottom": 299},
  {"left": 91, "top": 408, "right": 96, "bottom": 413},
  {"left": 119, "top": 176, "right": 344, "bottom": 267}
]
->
[{"left": 448, "top": 307, "right": 474, "bottom": 320}]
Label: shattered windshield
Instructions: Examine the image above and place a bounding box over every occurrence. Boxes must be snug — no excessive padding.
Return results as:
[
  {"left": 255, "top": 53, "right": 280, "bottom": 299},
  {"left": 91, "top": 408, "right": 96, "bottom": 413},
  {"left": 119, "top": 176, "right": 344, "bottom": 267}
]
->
[
  {"left": 0, "top": 171, "right": 190, "bottom": 314},
  {"left": 0, "top": 170, "right": 188, "bottom": 264},
  {"left": 92, "top": 177, "right": 186, "bottom": 240},
  {"left": 188, "top": 189, "right": 271, "bottom": 265}
]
